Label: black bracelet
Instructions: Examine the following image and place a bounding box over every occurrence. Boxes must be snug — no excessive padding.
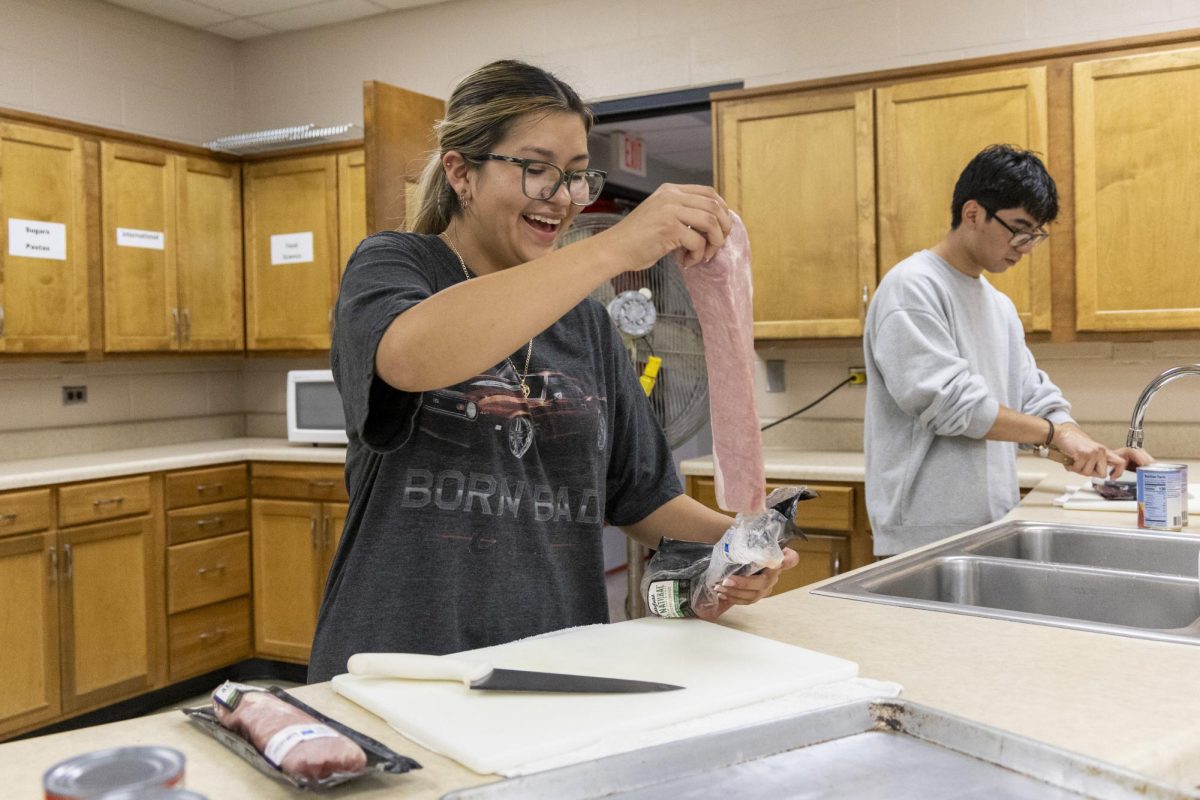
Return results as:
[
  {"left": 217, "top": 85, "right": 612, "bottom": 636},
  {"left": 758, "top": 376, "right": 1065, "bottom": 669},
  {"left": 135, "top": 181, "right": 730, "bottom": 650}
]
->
[{"left": 1043, "top": 419, "right": 1055, "bottom": 449}]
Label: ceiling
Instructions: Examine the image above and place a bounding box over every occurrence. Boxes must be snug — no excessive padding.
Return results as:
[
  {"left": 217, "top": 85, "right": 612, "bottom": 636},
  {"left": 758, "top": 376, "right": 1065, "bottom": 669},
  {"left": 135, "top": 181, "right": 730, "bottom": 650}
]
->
[{"left": 103, "top": 0, "right": 455, "bottom": 40}]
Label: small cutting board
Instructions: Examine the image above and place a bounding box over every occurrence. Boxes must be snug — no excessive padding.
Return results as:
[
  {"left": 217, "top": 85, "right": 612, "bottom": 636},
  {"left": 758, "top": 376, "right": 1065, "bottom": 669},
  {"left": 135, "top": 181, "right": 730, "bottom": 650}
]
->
[
  {"left": 1056, "top": 483, "right": 1200, "bottom": 513},
  {"left": 332, "top": 617, "right": 858, "bottom": 775}
]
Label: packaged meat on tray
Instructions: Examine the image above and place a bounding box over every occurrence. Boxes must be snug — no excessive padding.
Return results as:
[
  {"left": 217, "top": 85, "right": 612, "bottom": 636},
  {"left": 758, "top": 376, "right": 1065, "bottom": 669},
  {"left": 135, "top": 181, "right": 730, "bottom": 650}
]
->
[{"left": 182, "top": 681, "right": 420, "bottom": 790}]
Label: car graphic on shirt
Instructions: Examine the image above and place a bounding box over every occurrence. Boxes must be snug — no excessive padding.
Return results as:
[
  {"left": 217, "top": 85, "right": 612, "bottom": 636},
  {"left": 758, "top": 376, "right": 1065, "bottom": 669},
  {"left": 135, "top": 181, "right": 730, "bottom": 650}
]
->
[{"left": 419, "top": 369, "right": 607, "bottom": 459}]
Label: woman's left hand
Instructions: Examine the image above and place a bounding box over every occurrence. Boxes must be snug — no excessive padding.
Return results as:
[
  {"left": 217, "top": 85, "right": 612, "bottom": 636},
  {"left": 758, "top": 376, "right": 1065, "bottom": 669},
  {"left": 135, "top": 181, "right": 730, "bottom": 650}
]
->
[{"left": 692, "top": 547, "right": 801, "bottom": 621}]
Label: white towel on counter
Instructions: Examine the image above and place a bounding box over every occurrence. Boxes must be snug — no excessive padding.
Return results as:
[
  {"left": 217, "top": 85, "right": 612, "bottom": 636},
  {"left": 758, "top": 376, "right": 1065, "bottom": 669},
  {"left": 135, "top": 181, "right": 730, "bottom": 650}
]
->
[
  {"left": 498, "top": 676, "right": 903, "bottom": 777},
  {"left": 1052, "top": 483, "right": 1200, "bottom": 513}
]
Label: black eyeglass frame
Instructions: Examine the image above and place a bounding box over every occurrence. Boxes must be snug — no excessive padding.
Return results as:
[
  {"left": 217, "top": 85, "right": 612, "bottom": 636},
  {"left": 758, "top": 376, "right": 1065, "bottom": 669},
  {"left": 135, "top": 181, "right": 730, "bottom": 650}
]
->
[
  {"left": 468, "top": 153, "right": 607, "bottom": 206},
  {"left": 977, "top": 202, "right": 1050, "bottom": 248}
]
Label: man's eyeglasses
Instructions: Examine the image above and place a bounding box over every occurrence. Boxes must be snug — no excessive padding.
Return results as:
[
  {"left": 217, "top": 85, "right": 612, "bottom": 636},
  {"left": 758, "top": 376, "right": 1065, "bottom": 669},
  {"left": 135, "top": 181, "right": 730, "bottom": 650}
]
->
[
  {"left": 979, "top": 203, "right": 1049, "bottom": 249},
  {"left": 470, "top": 153, "right": 607, "bottom": 206}
]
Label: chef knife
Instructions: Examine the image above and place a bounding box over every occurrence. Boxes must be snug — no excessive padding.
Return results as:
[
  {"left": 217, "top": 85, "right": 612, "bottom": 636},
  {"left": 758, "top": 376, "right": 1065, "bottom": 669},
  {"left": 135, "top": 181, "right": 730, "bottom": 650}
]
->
[{"left": 347, "top": 652, "right": 683, "bottom": 694}]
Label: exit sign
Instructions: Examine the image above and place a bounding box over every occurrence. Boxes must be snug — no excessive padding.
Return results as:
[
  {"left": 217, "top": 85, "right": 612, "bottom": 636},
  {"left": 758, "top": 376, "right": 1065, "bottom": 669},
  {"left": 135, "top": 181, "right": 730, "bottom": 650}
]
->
[{"left": 613, "top": 131, "right": 647, "bottom": 177}]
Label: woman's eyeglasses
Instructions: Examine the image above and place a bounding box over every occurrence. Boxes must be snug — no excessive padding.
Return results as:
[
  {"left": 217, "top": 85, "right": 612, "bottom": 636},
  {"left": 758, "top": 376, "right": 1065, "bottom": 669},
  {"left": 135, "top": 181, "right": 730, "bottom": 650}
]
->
[{"left": 470, "top": 153, "right": 607, "bottom": 206}]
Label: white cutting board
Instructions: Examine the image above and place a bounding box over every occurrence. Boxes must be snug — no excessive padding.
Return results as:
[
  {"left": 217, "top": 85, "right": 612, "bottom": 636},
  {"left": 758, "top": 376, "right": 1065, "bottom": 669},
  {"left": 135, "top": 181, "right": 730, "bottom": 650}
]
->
[
  {"left": 1057, "top": 483, "right": 1200, "bottom": 512},
  {"left": 332, "top": 616, "right": 858, "bottom": 775}
]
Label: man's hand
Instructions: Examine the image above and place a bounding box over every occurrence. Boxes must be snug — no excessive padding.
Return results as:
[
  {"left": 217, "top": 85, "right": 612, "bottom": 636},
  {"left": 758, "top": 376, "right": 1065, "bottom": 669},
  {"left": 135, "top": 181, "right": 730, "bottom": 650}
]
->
[
  {"left": 1108, "top": 446, "right": 1154, "bottom": 478},
  {"left": 692, "top": 547, "right": 800, "bottom": 621},
  {"left": 1053, "top": 423, "right": 1126, "bottom": 478}
]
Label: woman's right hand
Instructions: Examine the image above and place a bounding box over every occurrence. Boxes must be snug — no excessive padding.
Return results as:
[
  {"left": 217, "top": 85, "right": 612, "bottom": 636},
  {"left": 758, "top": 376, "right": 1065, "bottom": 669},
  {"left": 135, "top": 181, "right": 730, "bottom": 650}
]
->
[{"left": 600, "top": 184, "right": 733, "bottom": 272}]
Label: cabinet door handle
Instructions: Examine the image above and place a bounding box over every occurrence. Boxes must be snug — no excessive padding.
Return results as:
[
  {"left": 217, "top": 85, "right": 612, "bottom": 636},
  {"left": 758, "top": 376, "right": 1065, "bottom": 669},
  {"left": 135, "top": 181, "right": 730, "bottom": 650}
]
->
[
  {"left": 198, "top": 628, "right": 226, "bottom": 643},
  {"left": 92, "top": 496, "right": 125, "bottom": 508},
  {"left": 310, "top": 517, "right": 318, "bottom": 548},
  {"left": 196, "top": 482, "right": 224, "bottom": 495},
  {"left": 49, "top": 545, "right": 57, "bottom": 583},
  {"left": 309, "top": 480, "right": 336, "bottom": 488},
  {"left": 0, "top": 304, "right": 5, "bottom": 337},
  {"left": 182, "top": 308, "right": 191, "bottom": 344},
  {"left": 63, "top": 543, "right": 73, "bottom": 580},
  {"left": 172, "top": 307, "right": 180, "bottom": 343},
  {"left": 861, "top": 284, "right": 870, "bottom": 310},
  {"left": 322, "top": 514, "right": 331, "bottom": 550},
  {"left": 194, "top": 516, "right": 224, "bottom": 528},
  {"left": 832, "top": 551, "right": 842, "bottom": 575},
  {"left": 196, "top": 563, "right": 226, "bottom": 576},
  {"left": 0, "top": 512, "right": 16, "bottom": 525}
]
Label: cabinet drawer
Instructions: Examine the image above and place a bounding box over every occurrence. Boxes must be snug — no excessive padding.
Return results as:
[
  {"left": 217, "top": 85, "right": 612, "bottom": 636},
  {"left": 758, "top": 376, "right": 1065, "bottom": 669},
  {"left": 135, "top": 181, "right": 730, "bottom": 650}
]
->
[
  {"left": 168, "top": 597, "right": 251, "bottom": 682},
  {"left": 251, "top": 463, "right": 348, "bottom": 502},
  {"left": 58, "top": 475, "right": 151, "bottom": 527},
  {"left": 165, "top": 464, "right": 247, "bottom": 510},
  {"left": 691, "top": 478, "right": 855, "bottom": 531},
  {"left": 168, "top": 530, "right": 250, "bottom": 614},
  {"left": 167, "top": 499, "right": 248, "bottom": 545},
  {"left": 0, "top": 487, "right": 51, "bottom": 537}
]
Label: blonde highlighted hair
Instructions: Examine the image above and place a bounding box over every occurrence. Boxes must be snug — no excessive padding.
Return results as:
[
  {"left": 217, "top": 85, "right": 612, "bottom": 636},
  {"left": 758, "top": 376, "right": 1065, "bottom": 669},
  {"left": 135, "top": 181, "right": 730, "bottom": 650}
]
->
[{"left": 410, "top": 60, "right": 593, "bottom": 235}]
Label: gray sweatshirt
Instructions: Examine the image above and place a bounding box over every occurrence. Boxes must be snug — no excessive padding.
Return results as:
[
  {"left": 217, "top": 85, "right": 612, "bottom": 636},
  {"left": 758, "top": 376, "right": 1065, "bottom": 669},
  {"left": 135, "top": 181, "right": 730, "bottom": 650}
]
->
[{"left": 863, "top": 250, "right": 1072, "bottom": 555}]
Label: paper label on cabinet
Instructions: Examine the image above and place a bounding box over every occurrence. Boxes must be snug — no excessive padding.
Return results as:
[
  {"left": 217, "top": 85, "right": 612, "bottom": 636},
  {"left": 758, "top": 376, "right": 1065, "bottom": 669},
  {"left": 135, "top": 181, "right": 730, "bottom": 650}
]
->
[
  {"left": 116, "top": 227, "right": 165, "bottom": 250},
  {"left": 8, "top": 218, "right": 66, "bottom": 260},
  {"left": 270, "top": 232, "right": 314, "bottom": 265}
]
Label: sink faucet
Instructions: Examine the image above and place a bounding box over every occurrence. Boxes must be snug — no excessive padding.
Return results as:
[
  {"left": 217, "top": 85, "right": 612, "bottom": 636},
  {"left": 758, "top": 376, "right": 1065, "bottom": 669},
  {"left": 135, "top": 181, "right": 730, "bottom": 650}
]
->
[{"left": 1126, "top": 364, "right": 1200, "bottom": 449}]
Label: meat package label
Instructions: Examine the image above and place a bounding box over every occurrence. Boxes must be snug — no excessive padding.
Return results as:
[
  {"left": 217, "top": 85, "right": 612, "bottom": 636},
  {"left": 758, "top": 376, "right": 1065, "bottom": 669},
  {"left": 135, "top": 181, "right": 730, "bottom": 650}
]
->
[{"left": 8, "top": 218, "right": 66, "bottom": 261}]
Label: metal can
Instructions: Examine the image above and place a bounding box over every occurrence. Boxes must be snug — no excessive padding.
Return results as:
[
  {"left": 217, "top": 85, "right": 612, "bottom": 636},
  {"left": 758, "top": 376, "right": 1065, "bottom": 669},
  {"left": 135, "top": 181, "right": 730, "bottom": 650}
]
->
[
  {"left": 43, "top": 746, "right": 185, "bottom": 799},
  {"left": 93, "top": 790, "right": 207, "bottom": 800},
  {"left": 1137, "top": 463, "right": 1189, "bottom": 531}
]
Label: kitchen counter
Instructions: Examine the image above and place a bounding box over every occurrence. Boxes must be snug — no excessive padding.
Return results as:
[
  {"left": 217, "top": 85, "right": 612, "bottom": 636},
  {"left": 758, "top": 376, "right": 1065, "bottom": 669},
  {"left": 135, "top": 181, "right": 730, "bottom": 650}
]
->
[
  {"left": 0, "top": 437, "right": 347, "bottom": 491},
  {"left": 3, "top": 459, "right": 1200, "bottom": 798},
  {"left": 679, "top": 447, "right": 1052, "bottom": 488}
]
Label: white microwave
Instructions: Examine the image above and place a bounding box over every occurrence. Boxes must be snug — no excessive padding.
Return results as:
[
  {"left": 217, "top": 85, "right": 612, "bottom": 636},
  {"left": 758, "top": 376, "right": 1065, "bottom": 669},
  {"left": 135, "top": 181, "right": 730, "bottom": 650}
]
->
[{"left": 286, "top": 369, "right": 348, "bottom": 445}]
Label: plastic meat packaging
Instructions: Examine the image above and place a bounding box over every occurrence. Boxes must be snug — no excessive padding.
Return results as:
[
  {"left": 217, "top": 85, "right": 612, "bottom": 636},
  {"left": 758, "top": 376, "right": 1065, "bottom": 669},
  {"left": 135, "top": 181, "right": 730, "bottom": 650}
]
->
[
  {"left": 642, "top": 486, "right": 819, "bottom": 618},
  {"left": 183, "top": 682, "right": 420, "bottom": 791}
]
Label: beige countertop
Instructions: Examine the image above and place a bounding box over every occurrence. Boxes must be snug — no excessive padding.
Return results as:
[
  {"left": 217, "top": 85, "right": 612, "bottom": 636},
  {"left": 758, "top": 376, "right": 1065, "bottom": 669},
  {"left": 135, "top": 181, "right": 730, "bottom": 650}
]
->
[
  {"left": 679, "top": 447, "right": 1053, "bottom": 488},
  {"left": 0, "top": 437, "right": 347, "bottom": 491},
  {"left": 4, "top": 452, "right": 1200, "bottom": 797}
]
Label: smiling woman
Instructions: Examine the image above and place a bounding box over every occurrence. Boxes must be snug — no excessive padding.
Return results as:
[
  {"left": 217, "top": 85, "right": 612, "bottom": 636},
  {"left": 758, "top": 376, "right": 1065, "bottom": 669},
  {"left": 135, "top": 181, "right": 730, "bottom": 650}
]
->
[{"left": 307, "top": 59, "right": 797, "bottom": 683}]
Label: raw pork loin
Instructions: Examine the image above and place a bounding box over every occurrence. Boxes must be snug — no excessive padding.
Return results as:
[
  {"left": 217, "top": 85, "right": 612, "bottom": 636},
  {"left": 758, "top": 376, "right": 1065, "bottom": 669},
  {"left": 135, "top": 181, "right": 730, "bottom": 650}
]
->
[{"left": 680, "top": 213, "right": 765, "bottom": 514}]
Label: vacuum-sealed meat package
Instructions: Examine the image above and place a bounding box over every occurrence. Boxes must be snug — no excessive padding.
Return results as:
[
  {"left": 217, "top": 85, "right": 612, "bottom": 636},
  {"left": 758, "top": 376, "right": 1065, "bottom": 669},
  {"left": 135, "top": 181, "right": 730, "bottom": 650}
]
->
[
  {"left": 642, "top": 486, "right": 818, "bottom": 618},
  {"left": 183, "top": 682, "right": 419, "bottom": 791}
]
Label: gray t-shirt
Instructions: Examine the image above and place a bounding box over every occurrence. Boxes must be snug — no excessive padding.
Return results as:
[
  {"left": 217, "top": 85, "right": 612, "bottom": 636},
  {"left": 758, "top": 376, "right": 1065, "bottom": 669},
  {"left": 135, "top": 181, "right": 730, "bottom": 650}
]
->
[
  {"left": 863, "top": 250, "right": 1072, "bottom": 555},
  {"left": 307, "top": 232, "right": 681, "bottom": 682}
]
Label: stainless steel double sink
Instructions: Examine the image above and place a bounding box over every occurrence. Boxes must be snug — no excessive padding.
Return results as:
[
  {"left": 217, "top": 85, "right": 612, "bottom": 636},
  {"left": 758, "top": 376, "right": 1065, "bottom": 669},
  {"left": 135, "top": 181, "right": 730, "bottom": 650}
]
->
[{"left": 814, "top": 521, "right": 1200, "bottom": 645}]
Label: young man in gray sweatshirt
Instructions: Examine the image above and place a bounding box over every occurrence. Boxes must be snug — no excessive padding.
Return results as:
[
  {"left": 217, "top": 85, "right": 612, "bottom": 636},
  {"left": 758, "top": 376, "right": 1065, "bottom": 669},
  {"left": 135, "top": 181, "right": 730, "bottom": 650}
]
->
[{"left": 863, "top": 145, "right": 1150, "bottom": 556}]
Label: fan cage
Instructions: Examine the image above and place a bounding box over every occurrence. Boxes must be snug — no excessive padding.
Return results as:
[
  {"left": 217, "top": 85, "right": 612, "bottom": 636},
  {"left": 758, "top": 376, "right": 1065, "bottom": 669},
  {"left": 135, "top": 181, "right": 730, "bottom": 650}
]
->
[{"left": 559, "top": 213, "right": 709, "bottom": 449}]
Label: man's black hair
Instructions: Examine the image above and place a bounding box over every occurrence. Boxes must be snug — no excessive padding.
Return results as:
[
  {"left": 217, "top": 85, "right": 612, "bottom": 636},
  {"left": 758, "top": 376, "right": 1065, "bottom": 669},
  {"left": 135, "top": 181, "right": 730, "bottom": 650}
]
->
[{"left": 950, "top": 144, "right": 1059, "bottom": 228}]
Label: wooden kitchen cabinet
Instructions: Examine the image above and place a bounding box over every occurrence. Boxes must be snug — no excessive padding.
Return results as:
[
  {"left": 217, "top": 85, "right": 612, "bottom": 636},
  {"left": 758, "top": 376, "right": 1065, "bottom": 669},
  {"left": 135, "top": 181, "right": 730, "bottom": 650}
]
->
[
  {"left": 243, "top": 155, "right": 340, "bottom": 351},
  {"left": 164, "top": 464, "right": 250, "bottom": 681},
  {"left": 250, "top": 462, "right": 348, "bottom": 662},
  {"left": 102, "top": 143, "right": 243, "bottom": 352},
  {"left": 686, "top": 476, "right": 872, "bottom": 591},
  {"left": 58, "top": 514, "right": 158, "bottom": 711},
  {"left": 337, "top": 150, "right": 366, "bottom": 274},
  {"left": 0, "top": 122, "right": 91, "bottom": 353},
  {"left": 0, "top": 530, "right": 61, "bottom": 738},
  {"left": 1073, "top": 47, "right": 1200, "bottom": 332},
  {"left": 715, "top": 89, "right": 876, "bottom": 338},
  {"left": 55, "top": 473, "right": 161, "bottom": 712},
  {"left": 876, "top": 67, "right": 1052, "bottom": 331}
]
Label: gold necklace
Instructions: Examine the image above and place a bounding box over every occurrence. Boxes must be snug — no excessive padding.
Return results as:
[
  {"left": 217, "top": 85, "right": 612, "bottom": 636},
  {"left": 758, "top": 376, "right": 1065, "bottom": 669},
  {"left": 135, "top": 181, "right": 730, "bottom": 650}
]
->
[{"left": 439, "top": 231, "right": 534, "bottom": 398}]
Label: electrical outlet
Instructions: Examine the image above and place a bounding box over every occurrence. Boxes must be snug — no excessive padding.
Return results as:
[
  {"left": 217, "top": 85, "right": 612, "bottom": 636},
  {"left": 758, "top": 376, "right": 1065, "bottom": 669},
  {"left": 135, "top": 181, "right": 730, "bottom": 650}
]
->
[
  {"left": 62, "top": 385, "right": 87, "bottom": 405},
  {"left": 848, "top": 368, "right": 867, "bottom": 386}
]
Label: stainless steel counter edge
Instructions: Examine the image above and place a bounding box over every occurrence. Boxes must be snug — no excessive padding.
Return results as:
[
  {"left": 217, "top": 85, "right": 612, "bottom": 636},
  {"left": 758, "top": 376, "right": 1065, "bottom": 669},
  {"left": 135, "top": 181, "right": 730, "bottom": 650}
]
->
[{"left": 0, "top": 437, "right": 347, "bottom": 491}]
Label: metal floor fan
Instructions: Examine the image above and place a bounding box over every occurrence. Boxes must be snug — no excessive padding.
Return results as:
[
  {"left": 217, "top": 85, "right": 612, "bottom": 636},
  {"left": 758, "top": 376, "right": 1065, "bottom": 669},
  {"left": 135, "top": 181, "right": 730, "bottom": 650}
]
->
[{"left": 558, "top": 213, "right": 710, "bottom": 618}]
